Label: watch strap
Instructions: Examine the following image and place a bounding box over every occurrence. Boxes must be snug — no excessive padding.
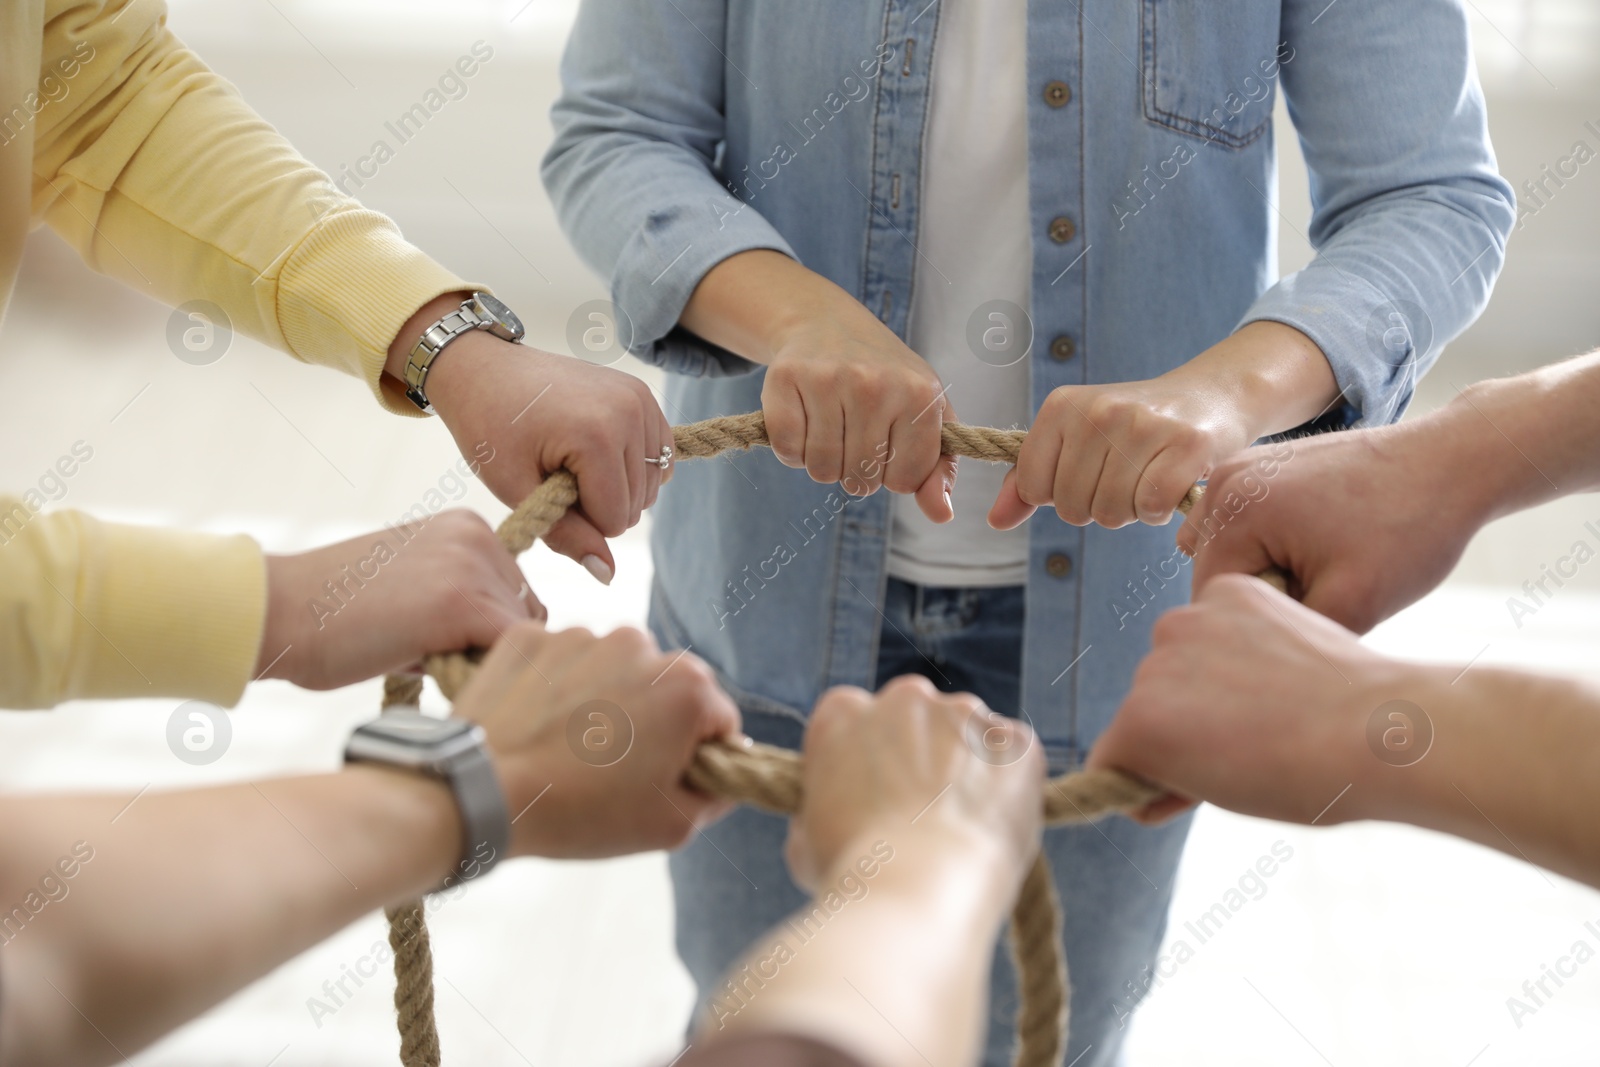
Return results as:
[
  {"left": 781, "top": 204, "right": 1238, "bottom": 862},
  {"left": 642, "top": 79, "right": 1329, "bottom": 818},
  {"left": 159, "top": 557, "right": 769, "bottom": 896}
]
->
[
  {"left": 403, "top": 302, "right": 488, "bottom": 413},
  {"left": 436, "top": 741, "right": 510, "bottom": 892}
]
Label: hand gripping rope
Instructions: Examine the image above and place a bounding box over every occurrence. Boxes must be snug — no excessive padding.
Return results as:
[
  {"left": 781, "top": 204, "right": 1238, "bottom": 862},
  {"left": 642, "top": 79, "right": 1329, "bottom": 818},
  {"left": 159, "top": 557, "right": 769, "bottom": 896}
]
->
[{"left": 378, "top": 410, "right": 1284, "bottom": 1067}]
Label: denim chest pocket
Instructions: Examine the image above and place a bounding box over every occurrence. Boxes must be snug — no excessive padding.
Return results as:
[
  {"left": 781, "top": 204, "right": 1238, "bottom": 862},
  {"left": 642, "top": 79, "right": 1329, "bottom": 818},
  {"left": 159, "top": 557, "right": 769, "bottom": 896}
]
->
[{"left": 1140, "top": 0, "right": 1289, "bottom": 149}]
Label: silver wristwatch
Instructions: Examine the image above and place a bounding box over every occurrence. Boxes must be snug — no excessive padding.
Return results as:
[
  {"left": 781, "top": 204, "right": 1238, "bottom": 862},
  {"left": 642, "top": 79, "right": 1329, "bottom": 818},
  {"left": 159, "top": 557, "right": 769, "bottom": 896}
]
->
[
  {"left": 345, "top": 709, "right": 510, "bottom": 891},
  {"left": 403, "top": 291, "right": 526, "bottom": 413}
]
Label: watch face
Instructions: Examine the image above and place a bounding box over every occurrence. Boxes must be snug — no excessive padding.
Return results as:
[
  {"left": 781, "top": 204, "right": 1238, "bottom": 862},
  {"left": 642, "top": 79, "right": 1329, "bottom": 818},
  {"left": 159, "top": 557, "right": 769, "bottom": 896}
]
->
[
  {"left": 474, "top": 292, "right": 524, "bottom": 339},
  {"left": 360, "top": 709, "right": 473, "bottom": 745}
]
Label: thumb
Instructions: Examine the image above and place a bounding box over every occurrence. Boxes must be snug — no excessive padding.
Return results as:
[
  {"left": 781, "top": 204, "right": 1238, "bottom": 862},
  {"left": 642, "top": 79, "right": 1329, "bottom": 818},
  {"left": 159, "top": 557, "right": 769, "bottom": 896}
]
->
[
  {"left": 987, "top": 466, "right": 1037, "bottom": 531},
  {"left": 542, "top": 511, "right": 618, "bottom": 586}
]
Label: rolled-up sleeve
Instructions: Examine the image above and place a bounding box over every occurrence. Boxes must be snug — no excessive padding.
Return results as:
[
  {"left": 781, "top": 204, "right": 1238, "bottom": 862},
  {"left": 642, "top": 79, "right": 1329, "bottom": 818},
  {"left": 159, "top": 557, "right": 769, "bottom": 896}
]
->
[
  {"left": 1240, "top": 0, "right": 1516, "bottom": 427},
  {"left": 541, "top": 0, "right": 795, "bottom": 378}
]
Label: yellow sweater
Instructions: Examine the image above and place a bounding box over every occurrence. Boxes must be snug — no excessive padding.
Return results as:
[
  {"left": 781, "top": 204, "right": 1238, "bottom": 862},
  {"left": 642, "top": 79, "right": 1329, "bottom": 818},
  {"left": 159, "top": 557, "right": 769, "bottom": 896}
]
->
[{"left": 0, "top": 0, "right": 470, "bottom": 709}]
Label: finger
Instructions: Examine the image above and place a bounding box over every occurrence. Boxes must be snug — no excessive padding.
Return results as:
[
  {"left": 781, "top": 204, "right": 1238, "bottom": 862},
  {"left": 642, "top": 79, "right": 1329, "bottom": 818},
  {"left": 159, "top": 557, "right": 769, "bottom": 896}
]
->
[
  {"left": 521, "top": 583, "right": 548, "bottom": 622},
  {"left": 784, "top": 821, "right": 819, "bottom": 893},
  {"left": 842, "top": 409, "right": 891, "bottom": 496},
  {"left": 542, "top": 512, "right": 617, "bottom": 585},
  {"left": 762, "top": 372, "right": 808, "bottom": 468},
  {"left": 467, "top": 579, "right": 542, "bottom": 640},
  {"left": 1132, "top": 793, "right": 1198, "bottom": 826},
  {"left": 883, "top": 386, "right": 945, "bottom": 495},
  {"left": 1186, "top": 511, "right": 1276, "bottom": 595},
  {"left": 914, "top": 452, "right": 958, "bottom": 523},
  {"left": 623, "top": 414, "right": 646, "bottom": 530},
  {"left": 1087, "top": 442, "right": 1148, "bottom": 529},
  {"left": 1135, "top": 440, "right": 1208, "bottom": 527},
  {"left": 476, "top": 618, "right": 552, "bottom": 683},
  {"left": 803, "top": 393, "right": 846, "bottom": 485},
  {"left": 806, "top": 685, "right": 873, "bottom": 747},
  {"left": 687, "top": 663, "right": 742, "bottom": 742},
  {"left": 1050, "top": 398, "right": 1113, "bottom": 525},
  {"left": 691, "top": 797, "right": 737, "bottom": 830},
  {"left": 640, "top": 404, "right": 665, "bottom": 512},
  {"left": 1057, "top": 438, "right": 1113, "bottom": 527},
  {"left": 656, "top": 404, "right": 677, "bottom": 488},
  {"left": 482, "top": 550, "right": 543, "bottom": 624},
  {"left": 574, "top": 443, "right": 633, "bottom": 538},
  {"left": 986, "top": 466, "right": 1036, "bottom": 531},
  {"left": 1297, "top": 570, "right": 1377, "bottom": 634},
  {"left": 1013, "top": 422, "right": 1066, "bottom": 517}
]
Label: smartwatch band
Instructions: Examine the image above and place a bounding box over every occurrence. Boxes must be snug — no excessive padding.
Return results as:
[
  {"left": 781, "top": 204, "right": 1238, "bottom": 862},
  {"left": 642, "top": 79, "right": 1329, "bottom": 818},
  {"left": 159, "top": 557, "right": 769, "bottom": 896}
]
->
[{"left": 437, "top": 742, "right": 510, "bottom": 891}]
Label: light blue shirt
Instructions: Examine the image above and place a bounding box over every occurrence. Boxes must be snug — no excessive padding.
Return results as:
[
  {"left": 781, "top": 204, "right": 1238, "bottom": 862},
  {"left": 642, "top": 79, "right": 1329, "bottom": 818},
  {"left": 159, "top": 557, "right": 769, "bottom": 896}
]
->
[{"left": 543, "top": 0, "right": 1514, "bottom": 763}]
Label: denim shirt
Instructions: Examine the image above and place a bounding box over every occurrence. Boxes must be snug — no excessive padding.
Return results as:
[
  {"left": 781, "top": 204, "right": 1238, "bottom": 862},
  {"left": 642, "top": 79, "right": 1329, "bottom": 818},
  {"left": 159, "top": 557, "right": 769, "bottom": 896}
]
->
[{"left": 543, "top": 0, "right": 1514, "bottom": 763}]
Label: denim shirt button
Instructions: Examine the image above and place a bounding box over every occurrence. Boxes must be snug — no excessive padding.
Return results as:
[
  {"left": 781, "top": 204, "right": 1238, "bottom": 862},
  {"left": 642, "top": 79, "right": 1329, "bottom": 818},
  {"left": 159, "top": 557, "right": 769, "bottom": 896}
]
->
[
  {"left": 1049, "top": 335, "right": 1076, "bottom": 361},
  {"left": 1048, "top": 216, "right": 1076, "bottom": 243},
  {"left": 1044, "top": 552, "right": 1073, "bottom": 579},
  {"left": 1043, "top": 80, "right": 1072, "bottom": 108}
]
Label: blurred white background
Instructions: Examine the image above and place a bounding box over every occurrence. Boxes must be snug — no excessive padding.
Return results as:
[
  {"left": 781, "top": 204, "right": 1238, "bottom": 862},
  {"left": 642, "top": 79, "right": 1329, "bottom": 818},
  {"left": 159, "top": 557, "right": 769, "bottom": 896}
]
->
[{"left": 1, "top": 0, "right": 1598, "bottom": 1064}]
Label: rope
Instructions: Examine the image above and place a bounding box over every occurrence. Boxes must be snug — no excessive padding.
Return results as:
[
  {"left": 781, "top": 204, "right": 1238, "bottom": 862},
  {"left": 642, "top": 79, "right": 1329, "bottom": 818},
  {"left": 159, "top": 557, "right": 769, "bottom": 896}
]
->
[{"left": 380, "top": 411, "right": 1221, "bottom": 1067}]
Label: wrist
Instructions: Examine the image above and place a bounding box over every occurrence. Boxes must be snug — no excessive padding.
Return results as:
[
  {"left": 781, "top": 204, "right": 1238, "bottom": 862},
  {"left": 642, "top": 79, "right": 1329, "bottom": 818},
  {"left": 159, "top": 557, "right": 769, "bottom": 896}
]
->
[
  {"left": 342, "top": 764, "right": 463, "bottom": 895},
  {"left": 1433, "top": 375, "right": 1559, "bottom": 523},
  {"left": 385, "top": 291, "right": 473, "bottom": 383},
  {"left": 1183, "top": 321, "right": 1340, "bottom": 440},
  {"left": 825, "top": 819, "right": 1023, "bottom": 915},
  {"left": 254, "top": 554, "right": 304, "bottom": 683},
  {"left": 415, "top": 329, "right": 546, "bottom": 423},
  {"left": 1342, "top": 659, "right": 1462, "bottom": 825},
  {"left": 768, "top": 273, "right": 878, "bottom": 356},
  {"left": 683, "top": 250, "right": 863, "bottom": 365}
]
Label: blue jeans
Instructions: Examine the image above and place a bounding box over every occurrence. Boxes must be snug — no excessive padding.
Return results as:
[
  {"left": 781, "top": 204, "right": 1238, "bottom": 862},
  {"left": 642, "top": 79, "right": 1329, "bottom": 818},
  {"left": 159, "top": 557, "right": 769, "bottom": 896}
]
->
[{"left": 669, "top": 579, "right": 1192, "bottom": 1066}]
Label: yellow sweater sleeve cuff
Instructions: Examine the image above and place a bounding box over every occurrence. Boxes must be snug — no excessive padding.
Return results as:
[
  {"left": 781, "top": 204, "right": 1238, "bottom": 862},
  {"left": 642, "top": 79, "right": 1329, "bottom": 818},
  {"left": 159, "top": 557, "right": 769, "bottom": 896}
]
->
[
  {"left": 276, "top": 207, "right": 488, "bottom": 417},
  {"left": 1, "top": 506, "right": 266, "bottom": 709}
]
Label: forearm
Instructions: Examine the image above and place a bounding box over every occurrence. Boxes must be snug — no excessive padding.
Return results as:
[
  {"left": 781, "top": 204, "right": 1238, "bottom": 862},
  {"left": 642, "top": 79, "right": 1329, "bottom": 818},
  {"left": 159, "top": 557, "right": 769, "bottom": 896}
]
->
[
  {"left": 0, "top": 767, "right": 458, "bottom": 1067},
  {"left": 679, "top": 250, "right": 859, "bottom": 367},
  {"left": 1351, "top": 663, "right": 1600, "bottom": 887},
  {"left": 1416, "top": 350, "right": 1600, "bottom": 523},
  {"left": 699, "top": 831, "right": 1013, "bottom": 1067}
]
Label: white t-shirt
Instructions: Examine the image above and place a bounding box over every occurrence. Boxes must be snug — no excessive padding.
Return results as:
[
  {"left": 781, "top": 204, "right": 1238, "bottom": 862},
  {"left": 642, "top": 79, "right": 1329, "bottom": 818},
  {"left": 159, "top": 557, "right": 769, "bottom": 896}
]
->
[{"left": 887, "top": 0, "right": 1032, "bottom": 588}]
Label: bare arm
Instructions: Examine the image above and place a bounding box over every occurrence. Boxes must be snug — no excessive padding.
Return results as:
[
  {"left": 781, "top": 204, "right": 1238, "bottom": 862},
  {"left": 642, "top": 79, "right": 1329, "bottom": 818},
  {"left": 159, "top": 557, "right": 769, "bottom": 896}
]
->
[
  {"left": 0, "top": 769, "right": 456, "bottom": 1067},
  {"left": 0, "top": 621, "right": 740, "bottom": 1067},
  {"left": 701, "top": 833, "right": 1015, "bottom": 1067},
  {"left": 1443, "top": 348, "right": 1600, "bottom": 513},
  {"left": 1386, "top": 665, "right": 1600, "bottom": 885}
]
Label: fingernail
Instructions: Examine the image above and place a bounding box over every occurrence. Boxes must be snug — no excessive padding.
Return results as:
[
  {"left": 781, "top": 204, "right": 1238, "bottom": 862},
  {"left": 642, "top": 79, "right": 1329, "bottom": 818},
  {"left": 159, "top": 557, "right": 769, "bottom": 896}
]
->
[
  {"left": 943, "top": 488, "right": 953, "bottom": 511},
  {"left": 580, "top": 554, "right": 613, "bottom": 586}
]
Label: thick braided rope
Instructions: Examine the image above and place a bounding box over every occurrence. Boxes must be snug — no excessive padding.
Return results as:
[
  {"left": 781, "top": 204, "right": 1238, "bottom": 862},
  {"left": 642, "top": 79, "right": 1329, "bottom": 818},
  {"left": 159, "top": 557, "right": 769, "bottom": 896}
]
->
[{"left": 383, "top": 412, "right": 1178, "bottom": 1067}]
